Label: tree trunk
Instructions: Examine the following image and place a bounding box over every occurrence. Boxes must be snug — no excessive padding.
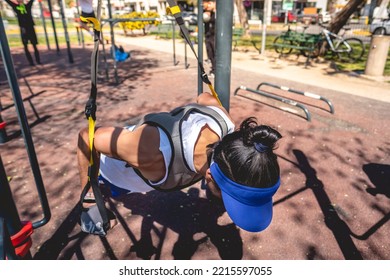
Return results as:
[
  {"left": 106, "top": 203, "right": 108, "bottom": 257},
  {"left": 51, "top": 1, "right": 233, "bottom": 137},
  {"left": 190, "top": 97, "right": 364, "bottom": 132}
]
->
[
  {"left": 328, "top": 0, "right": 366, "bottom": 34},
  {"left": 234, "top": 0, "right": 249, "bottom": 30},
  {"left": 319, "top": 0, "right": 366, "bottom": 55}
]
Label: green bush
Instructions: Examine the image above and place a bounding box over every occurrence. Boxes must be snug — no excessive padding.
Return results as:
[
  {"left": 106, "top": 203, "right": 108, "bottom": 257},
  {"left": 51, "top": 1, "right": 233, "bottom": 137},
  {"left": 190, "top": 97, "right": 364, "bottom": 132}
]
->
[{"left": 117, "top": 11, "right": 160, "bottom": 35}]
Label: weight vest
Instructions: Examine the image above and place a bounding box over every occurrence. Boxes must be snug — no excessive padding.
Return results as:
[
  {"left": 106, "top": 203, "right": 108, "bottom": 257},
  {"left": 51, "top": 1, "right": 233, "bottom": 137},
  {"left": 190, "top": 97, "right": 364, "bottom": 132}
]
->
[{"left": 134, "top": 103, "right": 229, "bottom": 191}]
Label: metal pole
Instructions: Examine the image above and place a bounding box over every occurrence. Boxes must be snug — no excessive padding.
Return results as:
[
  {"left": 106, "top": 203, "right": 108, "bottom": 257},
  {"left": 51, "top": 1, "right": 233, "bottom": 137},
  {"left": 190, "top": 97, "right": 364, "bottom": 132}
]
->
[
  {"left": 76, "top": 0, "right": 85, "bottom": 48},
  {"left": 0, "top": 156, "right": 22, "bottom": 241},
  {"left": 38, "top": 0, "right": 50, "bottom": 50},
  {"left": 47, "top": 0, "right": 60, "bottom": 54},
  {"left": 0, "top": 16, "right": 51, "bottom": 230},
  {"left": 100, "top": 27, "right": 110, "bottom": 81},
  {"left": 172, "top": 19, "right": 178, "bottom": 66},
  {"left": 107, "top": 0, "right": 119, "bottom": 84},
  {"left": 261, "top": 0, "right": 270, "bottom": 54},
  {"left": 0, "top": 97, "right": 7, "bottom": 143},
  {"left": 0, "top": 216, "right": 18, "bottom": 260},
  {"left": 215, "top": 0, "right": 233, "bottom": 111},
  {"left": 58, "top": 0, "right": 74, "bottom": 63},
  {"left": 101, "top": 18, "right": 160, "bottom": 83},
  {"left": 197, "top": 0, "right": 204, "bottom": 95},
  {"left": 184, "top": 39, "right": 189, "bottom": 68}
]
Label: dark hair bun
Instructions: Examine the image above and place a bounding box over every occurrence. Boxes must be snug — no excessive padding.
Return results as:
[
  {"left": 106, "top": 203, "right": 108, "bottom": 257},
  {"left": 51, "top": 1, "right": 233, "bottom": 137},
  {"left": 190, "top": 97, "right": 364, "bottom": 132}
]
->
[{"left": 240, "top": 117, "right": 282, "bottom": 152}]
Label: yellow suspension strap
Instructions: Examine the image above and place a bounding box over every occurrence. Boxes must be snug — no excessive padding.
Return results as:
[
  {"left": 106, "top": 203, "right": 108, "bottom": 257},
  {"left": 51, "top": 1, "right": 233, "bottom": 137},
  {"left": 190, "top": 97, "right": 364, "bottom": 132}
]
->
[
  {"left": 166, "top": 0, "right": 222, "bottom": 106},
  {"left": 79, "top": 0, "right": 110, "bottom": 235}
]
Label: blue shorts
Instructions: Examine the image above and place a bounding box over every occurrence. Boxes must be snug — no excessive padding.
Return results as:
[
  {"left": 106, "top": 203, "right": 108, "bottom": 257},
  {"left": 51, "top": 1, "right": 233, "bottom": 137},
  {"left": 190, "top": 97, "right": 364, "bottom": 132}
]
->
[{"left": 98, "top": 175, "right": 130, "bottom": 197}]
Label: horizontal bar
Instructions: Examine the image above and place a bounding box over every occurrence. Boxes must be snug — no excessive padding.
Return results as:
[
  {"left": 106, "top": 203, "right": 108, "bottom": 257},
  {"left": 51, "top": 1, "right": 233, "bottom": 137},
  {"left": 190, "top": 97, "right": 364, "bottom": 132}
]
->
[
  {"left": 257, "top": 82, "right": 334, "bottom": 114},
  {"left": 234, "top": 86, "right": 311, "bottom": 121}
]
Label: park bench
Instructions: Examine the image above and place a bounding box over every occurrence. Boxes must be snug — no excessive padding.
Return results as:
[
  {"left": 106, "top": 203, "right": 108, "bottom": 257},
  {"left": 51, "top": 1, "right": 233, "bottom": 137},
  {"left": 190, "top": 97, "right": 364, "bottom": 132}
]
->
[
  {"left": 232, "top": 27, "right": 244, "bottom": 51},
  {"left": 272, "top": 30, "right": 321, "bottom": 65}
]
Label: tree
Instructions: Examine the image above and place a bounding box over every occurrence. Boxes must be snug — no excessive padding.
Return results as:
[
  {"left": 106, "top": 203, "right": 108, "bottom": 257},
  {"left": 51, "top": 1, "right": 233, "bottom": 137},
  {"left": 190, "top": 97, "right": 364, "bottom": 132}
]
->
[
  {"left": 328, "top": 0, "right": 366, "bottom": 35},
  {"left": 234, "top": 0, "right": 249, "bottom": 30}
]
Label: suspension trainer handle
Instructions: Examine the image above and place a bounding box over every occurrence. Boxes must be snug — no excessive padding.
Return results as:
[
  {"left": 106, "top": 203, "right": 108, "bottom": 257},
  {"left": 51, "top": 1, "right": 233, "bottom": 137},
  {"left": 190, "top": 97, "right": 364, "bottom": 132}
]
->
[{"left": 85, "top": 97, "right": 97, "bottom": 121}]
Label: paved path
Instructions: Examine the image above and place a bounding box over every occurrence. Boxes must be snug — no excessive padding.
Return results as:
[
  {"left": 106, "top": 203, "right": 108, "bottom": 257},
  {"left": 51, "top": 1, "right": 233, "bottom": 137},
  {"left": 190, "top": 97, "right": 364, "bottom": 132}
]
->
[
  {"left": 113, "top": 34, "right": 390, "bottom": 103},
  {"left": 1, "top": 37, "right": 389, "bottom": 260}
]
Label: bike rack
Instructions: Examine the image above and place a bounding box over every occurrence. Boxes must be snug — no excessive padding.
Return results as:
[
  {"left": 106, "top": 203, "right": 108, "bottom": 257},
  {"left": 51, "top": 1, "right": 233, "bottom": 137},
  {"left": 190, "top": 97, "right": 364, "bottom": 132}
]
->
[
  {"left": 234, "top": 86, "right": 311, "bottom": 121},
  {"left": 257, "top": 82, "right": 335, "bottom": 114}
]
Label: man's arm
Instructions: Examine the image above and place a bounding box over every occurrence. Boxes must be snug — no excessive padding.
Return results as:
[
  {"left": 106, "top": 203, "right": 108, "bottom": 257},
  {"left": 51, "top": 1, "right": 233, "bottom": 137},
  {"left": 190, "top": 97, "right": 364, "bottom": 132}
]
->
[
  {"left": 4, "top": 0, "right": 17, "bottom": 8},
  {"left": 27, "top": 0, "right": 35, "bottom": 9},
  {"left": 197, "top": 92, "right": 222, "bottom": 107}
]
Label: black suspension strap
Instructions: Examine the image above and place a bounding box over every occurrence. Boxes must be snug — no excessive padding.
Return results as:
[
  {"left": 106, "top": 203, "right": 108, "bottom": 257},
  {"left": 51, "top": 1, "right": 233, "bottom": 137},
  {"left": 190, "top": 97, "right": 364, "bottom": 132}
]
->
[
  {"left": 166, "top": 0, "right": 222, "bottom": 106},
  {"left": 80, "top": 0, "right": 110, "bottom": 235}
]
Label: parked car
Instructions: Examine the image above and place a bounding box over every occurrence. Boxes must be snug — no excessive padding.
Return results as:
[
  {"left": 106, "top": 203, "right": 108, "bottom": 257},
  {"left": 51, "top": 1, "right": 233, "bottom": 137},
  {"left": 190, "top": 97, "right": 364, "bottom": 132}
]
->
[
  {"left": 160, "top": 14, "right": 175, "bottom": 24},
  {"left": 182, "top": 12, "right": 197, "bottom": 25},
  {"left": 370, "top": 19, "right": 390, "bottom": 35},
  {"left": 319, "top": 12, "right": 332, "bottom": 23},
  {"left": 297, "top": 13, "right": 330, "bottom": 24},
  {"left": 297, "top": 14, "right": 315, "bottom": 24},
  {"left": 271, "top": 11, "right": 297, "bottom": 23}
]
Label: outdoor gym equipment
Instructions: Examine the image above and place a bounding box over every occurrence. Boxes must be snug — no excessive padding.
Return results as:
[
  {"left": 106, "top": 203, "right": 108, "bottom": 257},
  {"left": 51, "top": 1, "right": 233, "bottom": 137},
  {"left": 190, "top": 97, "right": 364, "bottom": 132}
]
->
[
  {"left": 234, "top": 85, "right": 312, "bottom": 121},
  {"left": 256, "top": 82, "right": 335, "bottom": 114},
  {"left": 0, "top": 15, "right": 51, "bottom": 259},
  {"left": 100, "top": 17, "right": 173, "bottom": 84},
  {"left": 235, "top": 82, "right": 335, "bottom": 121}
]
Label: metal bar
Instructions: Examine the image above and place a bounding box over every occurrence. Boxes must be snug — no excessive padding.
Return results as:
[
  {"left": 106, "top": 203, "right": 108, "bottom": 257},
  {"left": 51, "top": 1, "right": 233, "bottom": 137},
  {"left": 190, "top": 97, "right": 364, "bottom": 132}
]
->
[
  {"left": 38, "top": 0, "right": 50, "bottom": 50},
  {"left": 47, "top": 0, "right": 60, "bottom": 54},
  {"left": 100, "top": 17, "right": 175, "bottom": 83},
  {"left": 172, "top": 20, "right": 179, "bottom": 66},
  {"left": 0, "top": 161, "right": 20, "bottom": 260},
  {"left": 184, "top": 40, "right": 189, "bottom": 69},
  {"left": 0, "top": 97, "right": 7, "bottom": 143},
  {"left": 100, "top": 29, "right": 110, "bottom": 81},
  {"left": 257, "top": 82, "right": 334, "bottom": 114},
  {"left": 107, "top": 0, "right": 119, "bottom": 84},
  {"left": 75, "top": 0, "right": 85, "bottom": 49},
  {"left": 0, "top": 16, "right": 51, "bottom": 229},
  {"left": 102, "top": 18, "right": 161, "bottom": 23},
  {"left": 58, "top": 0, "right": 73, "bottom": 63},
  {"left": 0, "top": 156, "right": 22, "bottom": 240},
  {"left": 0, "top": 217, "right": 5, "bottom": 259},
  {"left": 215, "top": 0, "right": 233, "bottom": 111},
  {"left": 197, "top": 0, "right": 204, "bottom": 95},
  {"left": 234, "top": 86, "right": 311, "bottom": 121}
]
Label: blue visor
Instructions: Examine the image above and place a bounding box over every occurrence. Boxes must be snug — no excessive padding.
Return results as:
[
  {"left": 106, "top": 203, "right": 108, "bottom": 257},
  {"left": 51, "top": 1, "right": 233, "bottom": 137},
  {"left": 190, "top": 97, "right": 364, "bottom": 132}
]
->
[{"left": 210, "top": 162, "right": 281, "bottom": 232}]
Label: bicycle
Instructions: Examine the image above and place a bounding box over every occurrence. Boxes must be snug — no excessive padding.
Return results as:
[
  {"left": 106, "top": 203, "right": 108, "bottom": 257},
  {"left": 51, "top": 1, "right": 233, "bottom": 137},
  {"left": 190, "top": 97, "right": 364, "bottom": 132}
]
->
[{"left": 301, "top": 24, "right": 365, "bottom": 63}]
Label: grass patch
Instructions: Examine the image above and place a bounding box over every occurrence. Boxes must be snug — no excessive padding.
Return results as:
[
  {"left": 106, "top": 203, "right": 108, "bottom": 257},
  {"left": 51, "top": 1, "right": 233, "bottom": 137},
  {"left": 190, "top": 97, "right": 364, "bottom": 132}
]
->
[
  {"left": 237, "top": 34, "right": 277, "bottom": 50},
  {"left": 6, "top": 33, "right": 93, "bottom": 48},
  {"left": 330, "top": 43, "right": 390, "bottom": 76},
  {"left": 238, "top": 34, "right": 390, "bottom": 77}
]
